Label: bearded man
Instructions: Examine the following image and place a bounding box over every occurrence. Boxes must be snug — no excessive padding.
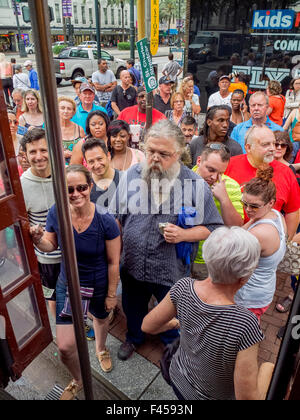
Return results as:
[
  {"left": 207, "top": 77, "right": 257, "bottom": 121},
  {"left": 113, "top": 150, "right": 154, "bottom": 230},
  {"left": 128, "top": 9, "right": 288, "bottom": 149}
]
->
[{"left": 110, "top": 119, "right": 223, "bottom": 361}]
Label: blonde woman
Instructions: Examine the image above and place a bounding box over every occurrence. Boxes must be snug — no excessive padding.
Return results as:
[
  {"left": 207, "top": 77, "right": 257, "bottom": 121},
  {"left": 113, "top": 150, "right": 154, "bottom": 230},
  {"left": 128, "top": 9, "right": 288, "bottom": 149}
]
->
[
  {"left": 165, "top": 92, "right": 187, "bottom": 126},
  {"left": 178, "top": 77, "right": 201, "bottom": 117},
  {"left": 58, "top": 96, "right": 85, "bottom": 165},
  {"left": 18, "top": 89, "right": 44, "bottom": 129}
]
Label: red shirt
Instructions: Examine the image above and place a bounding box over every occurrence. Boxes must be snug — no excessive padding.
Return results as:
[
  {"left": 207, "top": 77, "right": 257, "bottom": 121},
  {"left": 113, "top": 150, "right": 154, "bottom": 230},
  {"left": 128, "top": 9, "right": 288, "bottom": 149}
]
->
[
  {"left": 295, "top": 150, "right": 300, "bottom": 164},
  {"left": 225, "top": 154, "right": 300, "bottom": 217},
  {"left": 117, "top": 105, "right": 166, "bottom": 127}
]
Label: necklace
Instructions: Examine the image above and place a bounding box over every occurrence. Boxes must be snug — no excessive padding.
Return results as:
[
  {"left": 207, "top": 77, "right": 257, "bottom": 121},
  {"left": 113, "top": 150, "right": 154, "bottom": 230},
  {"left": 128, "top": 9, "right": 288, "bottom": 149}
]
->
[{"left": 112, "top": 147, "right": 129, "bottom": 171}]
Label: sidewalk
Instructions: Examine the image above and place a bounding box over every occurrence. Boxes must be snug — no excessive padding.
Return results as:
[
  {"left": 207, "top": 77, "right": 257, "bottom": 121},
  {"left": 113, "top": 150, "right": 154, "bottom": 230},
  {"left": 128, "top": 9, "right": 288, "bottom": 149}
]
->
[{"left": 5, "top": 271, "right": 291, "bottom": 400}]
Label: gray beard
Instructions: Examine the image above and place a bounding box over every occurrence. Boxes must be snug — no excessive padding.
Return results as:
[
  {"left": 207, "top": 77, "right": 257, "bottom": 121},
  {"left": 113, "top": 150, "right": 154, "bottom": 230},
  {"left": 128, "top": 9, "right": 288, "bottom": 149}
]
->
[{"left": 141, "top": 160, "right": 180, "bottom": 185}]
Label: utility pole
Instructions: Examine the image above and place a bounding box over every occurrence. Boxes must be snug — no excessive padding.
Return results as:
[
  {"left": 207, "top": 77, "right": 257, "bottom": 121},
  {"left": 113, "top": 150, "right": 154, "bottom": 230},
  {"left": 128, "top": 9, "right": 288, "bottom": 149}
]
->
[
  {"left": 145, "top": 0, "right": 153, "bottom": 129},
  {"left": 13, "top": 0, "right": 27, "bottom": 57},
  {"left": 95, "top": 0, "right": 101, "bottom": 59},
  {"left": 130, "top": 0, "right": 135, "bottom": 60}
]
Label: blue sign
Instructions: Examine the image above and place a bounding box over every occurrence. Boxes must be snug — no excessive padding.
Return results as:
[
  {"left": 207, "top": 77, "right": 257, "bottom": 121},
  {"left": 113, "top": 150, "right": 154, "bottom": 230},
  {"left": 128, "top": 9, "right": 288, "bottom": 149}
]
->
[{"left": 252, "top": 9, "right": 295, "bottom": 30}]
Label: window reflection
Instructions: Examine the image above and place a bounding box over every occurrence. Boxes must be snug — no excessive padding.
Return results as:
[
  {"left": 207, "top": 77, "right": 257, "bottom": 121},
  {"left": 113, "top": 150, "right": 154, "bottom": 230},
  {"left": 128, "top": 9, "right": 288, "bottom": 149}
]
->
[
  {"left": 6, "top": 285, "right": 42, "bottom": 349},
  {"left": 0, "top": 135, "right": 12, "bottom": 199},
  {"left": 0, "top": 224, "right": 28, "bottom": 293}
]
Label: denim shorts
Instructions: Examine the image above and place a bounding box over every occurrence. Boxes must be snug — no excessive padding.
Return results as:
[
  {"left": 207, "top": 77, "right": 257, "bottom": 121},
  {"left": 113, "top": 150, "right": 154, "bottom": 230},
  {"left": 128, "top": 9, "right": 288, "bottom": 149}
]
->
[{"left": 56, "top": 277, "right": 110, "bottom": 325}]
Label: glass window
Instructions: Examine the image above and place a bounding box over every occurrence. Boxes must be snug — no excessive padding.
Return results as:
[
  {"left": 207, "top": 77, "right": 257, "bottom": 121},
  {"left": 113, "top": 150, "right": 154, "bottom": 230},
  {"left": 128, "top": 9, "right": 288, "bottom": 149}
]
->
[
  {"left": 118, "top": 9, "right": 121, "bottom": 26},
  {"left": 111, "top": 8, "right": 115, "bottom": 26},
  {"left": 89, "top": 7, "right": 93, "bottom": 24},
  {"left": 6, "top": 285, "right": 42, "bottom": 349},
  {"left": 103, "top": 8, "right": 108, "bottom": 25},
  {"left": 0, "top": 138, "right": 12, "bottom": 199},
  {"left": 0, "top": 223, "right": 28, "bottom": 294},
  {"left": 55, "top": 3, "right": 61, "bottom": 24},
  {"left": 73, "top": 4, "right": 78, "bottom": 24},
  {"left": 81, "top": 5, "right": 86, "bottom": 24},
  {"left": 188, "top": 1, "right": 300, "bottom": 113}
]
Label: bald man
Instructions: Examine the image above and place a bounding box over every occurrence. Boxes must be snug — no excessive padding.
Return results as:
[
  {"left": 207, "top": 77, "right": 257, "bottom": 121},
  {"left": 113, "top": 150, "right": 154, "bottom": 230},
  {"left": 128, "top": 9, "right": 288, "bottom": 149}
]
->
[
  {"left": 225, "top": 125, "right": 300, "bottom": 239},
  {"left": 111, "top": 70, "right": 137, "bottom": 116}
]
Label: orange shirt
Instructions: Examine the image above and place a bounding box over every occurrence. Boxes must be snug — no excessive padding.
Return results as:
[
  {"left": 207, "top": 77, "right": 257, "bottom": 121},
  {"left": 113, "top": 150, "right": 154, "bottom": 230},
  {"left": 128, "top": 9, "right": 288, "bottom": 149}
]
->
[{"left": 268, "top": 95, "right": 286, "bottom": 126}]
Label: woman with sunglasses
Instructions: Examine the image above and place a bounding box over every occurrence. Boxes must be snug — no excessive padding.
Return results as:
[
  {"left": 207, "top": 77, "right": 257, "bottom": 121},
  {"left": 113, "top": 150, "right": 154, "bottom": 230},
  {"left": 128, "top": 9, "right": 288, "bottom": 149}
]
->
[
  {"left": 235, "top": 166, "right": 287, "bottom": 321},
  {"left": 30, "top": 164, "right": 121, "bottom": 399},
  {"left": 273, "top": 131, "right": 300, "bottom": 185}
]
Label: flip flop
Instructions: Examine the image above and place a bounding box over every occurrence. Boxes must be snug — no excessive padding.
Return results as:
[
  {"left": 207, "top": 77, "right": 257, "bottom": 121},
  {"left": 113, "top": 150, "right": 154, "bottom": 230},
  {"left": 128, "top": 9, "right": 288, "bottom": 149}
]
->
[{"left": 276, "top": 296, "right": 293, "bottom": 313}]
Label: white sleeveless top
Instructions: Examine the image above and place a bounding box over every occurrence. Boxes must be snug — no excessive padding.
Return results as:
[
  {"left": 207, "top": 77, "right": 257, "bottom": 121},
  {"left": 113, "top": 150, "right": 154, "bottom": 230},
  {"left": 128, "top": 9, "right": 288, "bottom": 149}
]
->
[{"left": 235, "top": 209, "right": 286, "bottom": 309}]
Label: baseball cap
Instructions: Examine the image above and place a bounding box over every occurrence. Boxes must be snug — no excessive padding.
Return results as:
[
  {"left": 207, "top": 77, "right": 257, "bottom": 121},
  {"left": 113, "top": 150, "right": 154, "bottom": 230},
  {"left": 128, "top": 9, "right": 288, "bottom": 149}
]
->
[
  {"left": 24, "top": 60, "right": 33, "bottom": 67},
  {"left": 79, "top": 83, "right": 95, "bottom": 93},
  {"left": 159, "top": 76, "right": 174, "bottom": 85},
  {"left": 71, "top": 76, "right": 88, "bottom": 85},
  {"left": 219, "top": 75, "right": 230, "bottom": 82}
]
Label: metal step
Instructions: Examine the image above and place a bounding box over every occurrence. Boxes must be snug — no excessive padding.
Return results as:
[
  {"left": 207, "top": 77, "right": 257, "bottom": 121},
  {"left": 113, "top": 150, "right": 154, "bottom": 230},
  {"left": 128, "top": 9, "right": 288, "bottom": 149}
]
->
[{"left": 44, "top": 383, "right": 73, "bottom": 400}]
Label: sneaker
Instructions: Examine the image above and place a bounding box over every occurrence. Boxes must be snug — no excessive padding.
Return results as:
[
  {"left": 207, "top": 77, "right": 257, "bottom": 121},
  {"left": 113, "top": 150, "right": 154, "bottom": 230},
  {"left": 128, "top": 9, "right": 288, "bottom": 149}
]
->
[
  {"left": 85, "top": 324, "right": 95, "bottom": 341},
  {"left": 97, "top": 348, "right": 112, "bottom": 373},
  {"left": 117, "top": 341, "right": 136, "bottom": 361},
  {"left": 60, "top": 379, "right": 83, "bottom": 400}
]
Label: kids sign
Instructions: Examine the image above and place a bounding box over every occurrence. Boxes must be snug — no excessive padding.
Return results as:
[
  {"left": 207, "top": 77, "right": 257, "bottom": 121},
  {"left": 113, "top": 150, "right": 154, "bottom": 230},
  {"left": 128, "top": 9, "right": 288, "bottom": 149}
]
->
[{"left": 252, "top": 9, "right": 300, "bottom": 30}]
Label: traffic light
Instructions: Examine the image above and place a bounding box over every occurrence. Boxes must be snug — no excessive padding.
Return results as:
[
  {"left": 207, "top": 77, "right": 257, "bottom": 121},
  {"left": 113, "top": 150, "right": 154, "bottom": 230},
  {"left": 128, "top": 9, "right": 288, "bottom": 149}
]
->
[{"left": 22, "top": 6, "right": 54, "bottom": 23}]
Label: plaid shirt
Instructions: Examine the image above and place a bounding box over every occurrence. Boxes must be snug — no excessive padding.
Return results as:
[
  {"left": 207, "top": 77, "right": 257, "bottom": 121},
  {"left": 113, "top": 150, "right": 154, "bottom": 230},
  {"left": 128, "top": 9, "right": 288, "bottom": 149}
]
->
[{"left": 111, "top": 164, "right": 223, "bottom": 287}]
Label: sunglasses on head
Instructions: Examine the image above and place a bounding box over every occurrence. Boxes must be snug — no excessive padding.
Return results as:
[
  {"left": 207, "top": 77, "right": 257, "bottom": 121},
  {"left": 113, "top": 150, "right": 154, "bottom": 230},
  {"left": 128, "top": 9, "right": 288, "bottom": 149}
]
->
[
  {"left": 68, "top": 184, "right": 89, "bottom": 194},
  {"left": 207, "top": 143, "right": 230, "bottom": 154}
]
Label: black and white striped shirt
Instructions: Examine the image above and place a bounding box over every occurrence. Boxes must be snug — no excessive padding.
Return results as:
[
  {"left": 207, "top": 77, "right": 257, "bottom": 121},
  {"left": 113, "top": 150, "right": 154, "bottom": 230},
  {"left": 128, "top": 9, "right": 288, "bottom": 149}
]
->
[{"left": 169, "top": 277, "right": 264, "bottom": 400}]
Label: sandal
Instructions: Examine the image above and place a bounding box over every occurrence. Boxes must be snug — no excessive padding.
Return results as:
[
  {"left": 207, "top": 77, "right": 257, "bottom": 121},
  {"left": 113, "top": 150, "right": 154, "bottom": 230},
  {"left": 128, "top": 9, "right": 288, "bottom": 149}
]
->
[
  {"left": 276, "top": 296, "right": 293, "bottom": 313},
  {"left": 59, "top": 379, "right": 83, "bottom": 400}
]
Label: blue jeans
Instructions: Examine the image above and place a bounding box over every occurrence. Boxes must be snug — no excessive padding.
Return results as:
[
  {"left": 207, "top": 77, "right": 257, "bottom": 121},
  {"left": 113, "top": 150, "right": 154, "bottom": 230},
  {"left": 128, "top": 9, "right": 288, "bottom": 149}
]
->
[{"left": 121, "top": 266, "right": 179, "bottom": 345}]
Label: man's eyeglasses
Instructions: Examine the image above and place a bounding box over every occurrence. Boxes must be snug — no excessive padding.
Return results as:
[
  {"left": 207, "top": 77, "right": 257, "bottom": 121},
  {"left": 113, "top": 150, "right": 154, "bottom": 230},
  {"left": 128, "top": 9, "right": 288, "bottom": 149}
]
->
[
  {"left": 146, "top": 149, "right": 177, "bottom": 160},
  {"left": 68, "top": 184, "right": 89, "bottom": 194},
  {"left": 275, "top": 142, "right": 288, "bottom": 149},
  {"left": 241, "top": 199, "right": 265, "bottom": 211},
  {"left": 207, "top": 143, "right": 230, "bottom": 154}
]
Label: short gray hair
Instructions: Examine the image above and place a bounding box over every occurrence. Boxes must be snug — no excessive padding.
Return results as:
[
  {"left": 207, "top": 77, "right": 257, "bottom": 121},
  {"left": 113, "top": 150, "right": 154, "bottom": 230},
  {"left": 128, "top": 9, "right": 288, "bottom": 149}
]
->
[
  {"left": 244, "top": 124, "right": 274, "bottom": 147},
  {"left": 144, "top": 119, "right": 185, "bottom": 153},
  {"left": 249, "top": 91, "right": 269, "bottom": 106},
  {"left": 202, "top": 226, "right": 261, "bottom": 284}
]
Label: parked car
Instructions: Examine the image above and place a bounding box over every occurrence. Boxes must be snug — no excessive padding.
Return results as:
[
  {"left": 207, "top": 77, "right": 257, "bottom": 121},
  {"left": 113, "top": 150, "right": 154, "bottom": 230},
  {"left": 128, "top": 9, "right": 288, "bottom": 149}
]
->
[
  {"left": 78, "top": 41, "right": 97, "bottom": 48},
  {"left": 54, "top": 47, "right": 127, "bottom": 85},
  {"left": 25, "top": 43, "right": 35, "bottom": 54}
]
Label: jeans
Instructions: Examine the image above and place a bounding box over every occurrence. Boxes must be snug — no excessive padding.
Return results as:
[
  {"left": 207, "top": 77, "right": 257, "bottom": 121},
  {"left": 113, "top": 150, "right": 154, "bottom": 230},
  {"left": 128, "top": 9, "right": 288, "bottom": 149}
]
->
[{"left": 121, "top": 266, "right": 179, "bottom": 345}]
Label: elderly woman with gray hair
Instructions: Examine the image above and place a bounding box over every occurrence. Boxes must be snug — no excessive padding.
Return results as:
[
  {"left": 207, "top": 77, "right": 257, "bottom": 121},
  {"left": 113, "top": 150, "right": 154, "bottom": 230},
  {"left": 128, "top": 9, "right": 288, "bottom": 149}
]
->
[{"left": 142, "top": 226, "right": 274, "bottom": 400}]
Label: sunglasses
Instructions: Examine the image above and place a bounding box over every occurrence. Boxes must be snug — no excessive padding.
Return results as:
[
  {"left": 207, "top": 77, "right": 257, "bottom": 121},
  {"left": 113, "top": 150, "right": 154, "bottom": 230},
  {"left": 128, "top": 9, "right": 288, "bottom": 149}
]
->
[
  {"left": 207, "top": 143, "right": 230, "bottom": 154},
  {"left": 68, "top": 184, "right": 89, "bottom": 194},
  {"left": 241, "top": 199, "right": 265, "bottom": 211},
  {"left": 275, "top": 143, "right": 288, "bottom": 149}
]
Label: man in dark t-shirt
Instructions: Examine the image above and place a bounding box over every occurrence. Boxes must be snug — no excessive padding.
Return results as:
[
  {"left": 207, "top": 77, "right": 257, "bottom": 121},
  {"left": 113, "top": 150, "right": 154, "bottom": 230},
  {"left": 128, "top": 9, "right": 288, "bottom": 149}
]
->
[
  {"left": 81, "top": 138, "right": 121, "bottom": 209},
  {"left": 111, "top": 70, "right": 137, "bottom": 116},
  {"left": 153, "top": 76, "right": 174, "bottom": 115}
]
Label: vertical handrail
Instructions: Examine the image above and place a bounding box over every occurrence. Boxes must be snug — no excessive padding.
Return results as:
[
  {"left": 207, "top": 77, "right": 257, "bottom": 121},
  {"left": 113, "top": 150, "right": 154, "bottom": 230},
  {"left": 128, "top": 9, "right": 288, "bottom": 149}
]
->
[{"left": 27, "top": 0, "right": 94, "bottom": 400}]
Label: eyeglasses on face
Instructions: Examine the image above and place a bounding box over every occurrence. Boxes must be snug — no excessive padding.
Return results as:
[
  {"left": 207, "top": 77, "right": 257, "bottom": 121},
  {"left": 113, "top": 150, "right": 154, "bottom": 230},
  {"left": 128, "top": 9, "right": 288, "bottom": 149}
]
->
[
  {"left": 68, "top": 184, "right": 89, "bottom": 194},
  {"left": 240, "top": 199, "right": 265, "bottom": 211},
  {"left": 146, "top": 149, "right": 176, "bottom": 160},
  {"left": 274, "top": 142, "right": 288, "bottom": 149}
]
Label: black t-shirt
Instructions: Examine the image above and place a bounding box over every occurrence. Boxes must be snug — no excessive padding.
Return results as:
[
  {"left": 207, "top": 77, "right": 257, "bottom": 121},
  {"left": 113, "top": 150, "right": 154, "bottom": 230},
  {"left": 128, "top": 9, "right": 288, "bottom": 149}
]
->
[
  {"left": 111, "top": 85, "right": 137, "bottom": 112},
  {"left": 90, "top": 169, "right": 121, "bottom": 208},
  {"left": 153, "top": 93, "right": 172, "bottom": 114}
]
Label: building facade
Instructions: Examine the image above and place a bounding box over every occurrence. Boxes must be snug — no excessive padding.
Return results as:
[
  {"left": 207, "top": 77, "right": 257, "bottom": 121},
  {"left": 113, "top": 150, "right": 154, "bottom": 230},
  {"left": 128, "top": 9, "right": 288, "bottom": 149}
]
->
[{"left": 0, "top": 0, "right": 132, "bottom": 52}]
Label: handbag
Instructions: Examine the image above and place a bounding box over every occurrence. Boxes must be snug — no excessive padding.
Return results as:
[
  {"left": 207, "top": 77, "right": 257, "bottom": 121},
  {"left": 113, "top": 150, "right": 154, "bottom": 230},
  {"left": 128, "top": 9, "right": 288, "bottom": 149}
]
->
[
  {"left": 60, "top": 286, "right": 94, "bottom": 322},
  {"left": 277, "top": 241, "right": 300, "bottom": 276},
  {"left": 159, "top": 336, "right": 180, "bottom": 385}
]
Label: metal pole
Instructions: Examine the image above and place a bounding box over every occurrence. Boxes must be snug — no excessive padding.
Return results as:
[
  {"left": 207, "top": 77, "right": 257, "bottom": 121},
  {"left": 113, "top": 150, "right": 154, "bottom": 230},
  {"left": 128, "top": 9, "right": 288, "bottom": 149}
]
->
[
  {"left": 27, "top": 0, "right": 94, "bottom": 400},
  {"left": 95, "top": 0, "right": 101, "bottom": 59},
  {"left": 145, "top": 0, "right": 153, "bottom": 129},
  {"left": 13, "top": 0, "right": 27, "bottom": 58},
  {"left": 130, "top": 0, "right": 135, "bottom": 60}
]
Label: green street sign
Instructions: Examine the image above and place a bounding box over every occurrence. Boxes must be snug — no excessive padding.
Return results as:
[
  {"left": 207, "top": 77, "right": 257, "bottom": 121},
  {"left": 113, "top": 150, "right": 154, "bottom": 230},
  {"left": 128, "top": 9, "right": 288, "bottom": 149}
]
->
[{"left": 136, "top": 37, "right": 158, "bottom": 93}]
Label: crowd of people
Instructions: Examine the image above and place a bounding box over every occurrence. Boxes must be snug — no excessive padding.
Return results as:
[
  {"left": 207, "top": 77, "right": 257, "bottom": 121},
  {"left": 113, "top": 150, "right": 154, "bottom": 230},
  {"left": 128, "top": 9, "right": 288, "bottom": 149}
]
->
[{"left": 2, "top": 53, "right": 300, "bottom": 401}]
